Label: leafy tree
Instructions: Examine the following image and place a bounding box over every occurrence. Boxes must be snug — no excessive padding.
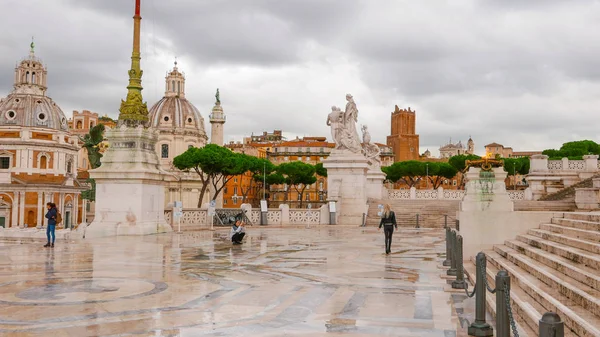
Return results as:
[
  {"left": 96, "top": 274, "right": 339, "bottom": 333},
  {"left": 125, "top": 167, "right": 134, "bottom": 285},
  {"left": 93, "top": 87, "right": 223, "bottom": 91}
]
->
[
  {"left": 382, "top": 160, "right": 426, "bottom": 187},
  {"left": 315, "top": 162, "right": 327, "bottom": 177},
  {"left": 542, "top": 140, "right": 600, "bottom": 159},
  {"left": 173, "top": 144, "right": 247, "bottom": 207},
  {"left": 426, "top": 162, "right": 458, "bottom": 189},
  {"left": 502, "top": 157, "right": 530, "bottom": 176},
  {"left": 448, "top": 154, "right": 481, "bottom": 172},
  {"left": 277, "top": 161, "right": 317, "bottom": 207},
  {"left": 80, "top": 124, "right": 106, "bottom": 201}
]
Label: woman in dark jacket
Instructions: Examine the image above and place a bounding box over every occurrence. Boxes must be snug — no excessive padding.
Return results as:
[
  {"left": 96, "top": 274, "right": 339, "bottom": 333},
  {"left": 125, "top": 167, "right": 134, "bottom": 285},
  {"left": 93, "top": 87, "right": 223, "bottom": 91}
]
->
[
  {"left": 378, "top": 204, "right": 397, "bottom": 254},
  {"left": 44, "top": 202, "right": 57, "bottom": 248}
]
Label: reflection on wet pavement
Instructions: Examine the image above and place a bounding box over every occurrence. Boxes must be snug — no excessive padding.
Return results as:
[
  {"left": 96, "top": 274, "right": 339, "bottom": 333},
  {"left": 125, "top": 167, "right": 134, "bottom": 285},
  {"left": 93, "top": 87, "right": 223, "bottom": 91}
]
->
[{"left": 0, "top": 227, "right": 465, "bottom": 336}]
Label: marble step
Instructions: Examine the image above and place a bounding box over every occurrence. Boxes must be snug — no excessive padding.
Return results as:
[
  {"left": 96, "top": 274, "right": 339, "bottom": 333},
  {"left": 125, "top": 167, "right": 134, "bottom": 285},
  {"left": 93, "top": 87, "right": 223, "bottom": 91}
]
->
[
  {"left": 540, "top": 223, "right": 600, "bottom": 244},
  {"left": 528, "top": 228, "right": 600, "bottom": 255},
  {"left": 464, "top": 257, "right": 538, "bottom": 336},
  {"left": 494, "top": 244, "right": 600, "bottom": 317},
  {"left": 516, "top": 234, "right": 600, "bottom": 271},
  {"left": 563, "top": 213, "right": 600, "bottom": 222},
  {"left": 486, "top": 250, "right": 600, "bottom": 336},
  {"left": 505, "top": 239, "right": 600, "bottom": 291},
  {"left": 552, "top": 218, "right": 600, "bottom": 232}
]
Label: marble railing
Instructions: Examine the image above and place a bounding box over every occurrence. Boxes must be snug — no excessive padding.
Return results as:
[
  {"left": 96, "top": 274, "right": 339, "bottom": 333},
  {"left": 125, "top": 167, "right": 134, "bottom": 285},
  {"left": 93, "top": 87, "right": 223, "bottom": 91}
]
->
[
  {"left": 531, "top": 155, "right": 599, "bottom": 173},
  {"left": 388, "top": 188, "right": 526, "bottom": 201},
  {"left": 164, "top": 205, "right": 325, "bottom": 227}
]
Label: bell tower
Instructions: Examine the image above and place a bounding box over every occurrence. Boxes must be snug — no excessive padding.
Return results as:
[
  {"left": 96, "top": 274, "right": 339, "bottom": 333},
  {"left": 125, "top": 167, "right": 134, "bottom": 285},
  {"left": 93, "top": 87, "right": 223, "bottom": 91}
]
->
[{"left": 386, "top": 105, "right": 420, "bottom": 162}]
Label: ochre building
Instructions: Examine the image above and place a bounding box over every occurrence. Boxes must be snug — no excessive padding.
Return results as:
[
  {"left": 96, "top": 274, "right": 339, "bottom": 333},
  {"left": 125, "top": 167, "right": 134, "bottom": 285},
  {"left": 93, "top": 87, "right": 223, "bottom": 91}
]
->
[
  {"left": 0, "top": 46, "right": 84, "bottom": 228},
  {"left": 387, "top": 105, "right": 419, "bottom": 162}
]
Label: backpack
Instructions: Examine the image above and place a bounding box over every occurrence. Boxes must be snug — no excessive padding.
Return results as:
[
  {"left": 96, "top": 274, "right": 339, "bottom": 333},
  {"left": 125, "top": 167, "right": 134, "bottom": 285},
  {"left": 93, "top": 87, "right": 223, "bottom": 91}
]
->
[{"left": 55, "top": 211, "right": 62, "bottom": 224}]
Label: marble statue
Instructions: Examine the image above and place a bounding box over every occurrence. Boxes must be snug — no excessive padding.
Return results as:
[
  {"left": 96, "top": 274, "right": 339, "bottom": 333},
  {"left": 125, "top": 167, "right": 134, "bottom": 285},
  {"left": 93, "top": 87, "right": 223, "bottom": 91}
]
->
[
  {"left": 215, "top": 88, "right": 220, "bottom": 104},
  {"left": 361, "top": 125, "right": 381, "bottom": 167},
  {"left": 326, "top": 94, "right": 362, "bottom": 153}
]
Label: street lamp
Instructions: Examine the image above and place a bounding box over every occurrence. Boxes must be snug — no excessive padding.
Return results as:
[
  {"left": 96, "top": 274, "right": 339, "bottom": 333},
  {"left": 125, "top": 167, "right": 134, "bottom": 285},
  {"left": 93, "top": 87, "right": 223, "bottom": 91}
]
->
[
  {"left": 263, "top": 161, "right": 266, "bottom": 200},
  {"left": 513, "top": 163, "right": 516, "bottom": 190},
  {"left": 426, "top": 163, "right": 429, "bottom": 189}
]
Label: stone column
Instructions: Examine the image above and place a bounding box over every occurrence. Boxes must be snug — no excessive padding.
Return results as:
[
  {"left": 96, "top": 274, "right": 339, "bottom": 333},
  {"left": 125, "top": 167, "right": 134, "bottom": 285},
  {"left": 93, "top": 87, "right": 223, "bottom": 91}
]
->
[
  {"left": 583, "top": 155, "right": 598, "bottom": 172},
  {"left": 19, "top": 192, "right": 25, "bottom": 227},
  {"left": 73, "top": 194, "right": 79, "bottom": 226},
  {"left": 36, "top": 192, "right": 43, "bottom": 228},
  {"left": 58, "top": 192, "right": 65, "bottom": 227},
  {"left": 11, "top": 197, "right": 18, "bottom": 228},
  {"left": 529, "top": 154, "right": 549, "bottom": 172}
]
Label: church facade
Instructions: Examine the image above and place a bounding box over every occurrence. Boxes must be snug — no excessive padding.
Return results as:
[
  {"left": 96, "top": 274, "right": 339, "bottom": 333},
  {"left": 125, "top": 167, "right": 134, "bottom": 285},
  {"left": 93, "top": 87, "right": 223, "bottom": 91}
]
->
[{"left": 0, "top": 45, "right": 85, "bottom": 228}]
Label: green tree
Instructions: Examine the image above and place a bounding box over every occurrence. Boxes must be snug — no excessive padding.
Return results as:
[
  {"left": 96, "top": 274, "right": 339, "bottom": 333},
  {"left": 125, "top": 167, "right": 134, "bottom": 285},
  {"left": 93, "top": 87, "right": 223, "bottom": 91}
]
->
[
  {"left": 173, "top": 144, "right": 247, "bottom": 207},
  {"left": 382, "top": 160, "right": 426, "bottom": 187},
  {"left": 277, "top": 161, "right": 317, "bottom": 207},
  {"left": 502, "top": 157, "right": 530, "bottom": 176},
  {"left": 80, "top": 124, "right": 106, "bottom": 201},
  {"left": 448, "top": 154, "right": 481, "bottom": 172},
  {"left": 426, "top": 162, "right": 458, "bottom": 189},
  {"left": 542, "top": 140, "right": 600, "bottom": 159},
  {"left": 315, "top": 162, "right": 327, "bottom": 177}
]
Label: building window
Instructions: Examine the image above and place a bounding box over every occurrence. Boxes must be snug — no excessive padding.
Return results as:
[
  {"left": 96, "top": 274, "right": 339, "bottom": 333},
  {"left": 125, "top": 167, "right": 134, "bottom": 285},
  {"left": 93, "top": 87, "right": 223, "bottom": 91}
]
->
[
  {"left": 188, "top": 145, "right": 193, "bottom": 149},
  {"left": 39, "top": 155, "right": 48, "bottom": 169},
  {"left": 233, "top": 187, "right": 238, "bottom": 195},
  {"left": 320, "top": 147, "right": 324, "bottom": 153},
  {"left": 90, "top": 121, "right": 95, "bottom": 128},
  {"left": 233, "top": 198, "right": 238, "bottom": 205},
  {"left": 453, "top": 180, "right": 457, "bottom": 186},
  {"left": 177, "top": 82, "right": 181, "bottom": 94},
  {"left": 306, "top": 194, "right": 310, "bottom": 201},
  {"left": 234, "top": 178, "right": 238, "bottom": 183},
  {"left": 0, "top": 157, "right": 10, "bottom": 169},
  {"left": 224, "top": 199, "right": 228, "bottom": 205},
  {"left": 86, "top": 201, "right": 91, "bottom": 212},
  {"left": 224, "top": 187, "right": 228, "bottom": 194},
  {"left": 161, "top": 144, "right": 169, "bottom": 158},
  {"left": 76, "top": 120, "right": 82, "bottom": 129},
  {"left": 306, "top": 147, "right": 310, "bottom": 152},
  {"left": 5, "top": 110, "right": 16, "bottom": 120},
  {"left": 67, "top": 161, "right": 72, "bottom": 174},
  {"left": 319, "top": 194, "right": 324, "bottom": 201}
]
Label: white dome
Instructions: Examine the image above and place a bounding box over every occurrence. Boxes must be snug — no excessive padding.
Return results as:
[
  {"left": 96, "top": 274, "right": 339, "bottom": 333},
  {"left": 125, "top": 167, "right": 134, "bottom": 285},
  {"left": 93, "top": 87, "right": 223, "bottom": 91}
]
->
[
  {"left": 0, "top": 51, "right": 69, "bottom": 132},
  {"left": 148, "top": 62, "right": 207, "bottom": 139}
]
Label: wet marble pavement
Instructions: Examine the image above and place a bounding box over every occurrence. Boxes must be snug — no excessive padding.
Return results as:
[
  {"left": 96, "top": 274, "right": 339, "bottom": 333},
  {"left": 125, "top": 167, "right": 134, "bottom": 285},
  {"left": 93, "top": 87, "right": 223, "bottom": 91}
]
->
[{"left": 0, "top": 227, "right": 466, "bottom": 336}]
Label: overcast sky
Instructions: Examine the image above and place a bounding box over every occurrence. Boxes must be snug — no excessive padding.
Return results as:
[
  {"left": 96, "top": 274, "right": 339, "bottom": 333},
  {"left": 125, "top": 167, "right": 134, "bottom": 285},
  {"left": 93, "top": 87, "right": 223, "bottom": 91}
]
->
[{"left": 1, "top": 0, "right": 600, "bottom": 156}]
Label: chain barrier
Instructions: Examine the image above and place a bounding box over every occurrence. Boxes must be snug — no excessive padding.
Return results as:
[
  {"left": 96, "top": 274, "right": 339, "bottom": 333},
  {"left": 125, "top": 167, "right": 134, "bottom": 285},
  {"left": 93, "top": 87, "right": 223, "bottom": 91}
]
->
[
  {"left": 504, "top": 288, "right": 520, "bottom": 337},
  {"left": 481, "top": 257, "right": 496, "bottom": 294},
  {"left": 463, "top": 280, "right": 477, "bottom": 298}
]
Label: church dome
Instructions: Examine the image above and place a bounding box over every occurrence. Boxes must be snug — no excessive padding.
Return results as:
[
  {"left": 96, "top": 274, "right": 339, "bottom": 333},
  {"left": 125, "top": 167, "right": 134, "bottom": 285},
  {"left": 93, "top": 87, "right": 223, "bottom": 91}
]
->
[
  {"left": 148, "top": 62, "right": 207, "bottom": 139},
  {"left": 0, "top": 46, "right": 69, "bottom": 132}
]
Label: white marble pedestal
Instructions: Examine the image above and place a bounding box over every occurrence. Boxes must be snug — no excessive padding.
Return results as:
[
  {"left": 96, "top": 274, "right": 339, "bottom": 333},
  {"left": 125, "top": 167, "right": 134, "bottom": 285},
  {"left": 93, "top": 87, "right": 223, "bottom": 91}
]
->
[
  {"left": 322, "top": 149, "right": 369, "bottom": 225},
  {"left": 366, "top": 167, "right": 386, "bottom": 200},
  {"left": 85, "top": 126, "right": 172, "bottom": 238}
]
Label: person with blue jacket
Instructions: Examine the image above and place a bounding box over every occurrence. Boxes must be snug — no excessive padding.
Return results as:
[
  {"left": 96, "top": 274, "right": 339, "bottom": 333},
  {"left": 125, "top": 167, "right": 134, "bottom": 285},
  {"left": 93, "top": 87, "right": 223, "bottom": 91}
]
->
[{"left": 44, "top": 202, "right": 57, "bottom": 248}]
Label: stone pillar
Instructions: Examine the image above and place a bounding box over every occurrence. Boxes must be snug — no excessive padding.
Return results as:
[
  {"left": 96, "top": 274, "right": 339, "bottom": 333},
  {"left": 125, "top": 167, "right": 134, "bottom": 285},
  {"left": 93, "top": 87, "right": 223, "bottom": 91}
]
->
[
  {"left": 58, "top": 192, "right": 65, "bottom": 226},
  {"left": 437, "top": 187, "right": 444, "bottom": 199},
  {"left": 11, "top": 197, "right": 18, "bottom": 228},
  {"left": 279, "top": 204, "right": 289, "bottom": 225},
  {"left": 529, "top": 154, "right": 549, "bottom": 172},
  {"left": 73, "top": 194, "right": 79, "bottom": 226},
  {"left": 36, "top": 192, "right": 43, "bottom": 228},
  {"left": 18, "top": 192, "right": 25, "bottom": 227},
  {"left": 584, "top": 155, "right": 599, "bottom": 172},
  {"left": 561, "top": 157, "right": 569, "bottom": 171},
  {"left": 410, "top": 186, "right": 416, "bottom": 199},
  {"left": 322, "top": 149, "right": 369, "bottom": 225},
  {"left": 366, "top": 167, "right": 386, "bottom": 200}
]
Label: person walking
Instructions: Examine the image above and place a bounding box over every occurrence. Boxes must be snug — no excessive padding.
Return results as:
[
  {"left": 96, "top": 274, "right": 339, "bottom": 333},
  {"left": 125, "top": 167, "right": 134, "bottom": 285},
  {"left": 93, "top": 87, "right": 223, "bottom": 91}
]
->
[
  {"left": 44, "top": 202, "right": 57, "bottom": 248},
  {"left": 378, "top": 204, "right": 397, "bottom": 254}
]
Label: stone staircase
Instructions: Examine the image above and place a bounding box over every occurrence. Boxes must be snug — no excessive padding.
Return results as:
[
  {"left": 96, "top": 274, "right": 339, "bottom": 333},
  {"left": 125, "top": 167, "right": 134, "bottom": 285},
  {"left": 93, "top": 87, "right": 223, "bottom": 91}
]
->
[
  {"left": 366, "top": 199, "right": 459, "bottom": 227},
  {"left": 464, "top": 213, "right": 600, "bottom": 336},
  {"left": 539, "top": 176, "right": 598, "bottom": 201},
  {"left": 514, "top": 200, "right": 577, "bottom": 212}
]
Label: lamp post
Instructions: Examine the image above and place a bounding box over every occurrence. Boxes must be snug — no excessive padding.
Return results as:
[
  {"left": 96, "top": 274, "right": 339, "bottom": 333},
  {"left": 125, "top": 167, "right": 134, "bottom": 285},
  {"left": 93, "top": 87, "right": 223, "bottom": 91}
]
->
[
  {"left": 426, "top": 163, "right": 429, "bottom": 189},
  {"left": 263, "top": 161, "right": 266, "bottom": 200},
  {"left": 513, "top": 163, "right": 516, "bottom": 190}
]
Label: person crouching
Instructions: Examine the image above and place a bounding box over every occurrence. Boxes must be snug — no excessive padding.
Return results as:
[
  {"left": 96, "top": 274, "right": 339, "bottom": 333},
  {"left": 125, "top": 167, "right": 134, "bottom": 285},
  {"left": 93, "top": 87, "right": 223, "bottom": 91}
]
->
[{"left": 231, "top": 220, "right": 246, "bottom": 244}]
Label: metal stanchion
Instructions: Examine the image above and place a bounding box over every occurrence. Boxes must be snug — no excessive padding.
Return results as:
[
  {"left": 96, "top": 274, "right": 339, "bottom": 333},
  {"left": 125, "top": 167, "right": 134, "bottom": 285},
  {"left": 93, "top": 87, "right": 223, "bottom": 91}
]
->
[
  {"left": 456, "top": 219, "right": 460, "bottom": 231},
  {"left": 447, "top": 230, "right": 457, "bottom": 276},
  {"left": 539, "top": 312, "right": 564, "bottom": 337},
  {"left": 468, "top": 253, "right": 493, "bottom": 336},
  {"left": 444, "top": 214, "right": 448, "bottom": 228},
  {"left": 416, "top": 213, "right": 420, "bottom": 228},
  {"left": 495, "top": 271, "right": 511, "bottom": 337},
  {"left": 443, "top": 227, "right": 451, "bottom": 266},
  {"left": 452, "top": 235, "right": 467, "bottom": 289}
]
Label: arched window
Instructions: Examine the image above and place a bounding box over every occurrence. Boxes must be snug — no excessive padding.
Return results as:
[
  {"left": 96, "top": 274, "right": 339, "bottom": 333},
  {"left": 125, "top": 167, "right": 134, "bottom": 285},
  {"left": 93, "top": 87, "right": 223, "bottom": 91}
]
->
[
  {"left": 40, "top": 155, "right": 47, "bottom": 169},
  {"left": 172, "top": 80, "right": 175, "bottom": 92},
  {"left": 177, "top": 81, "right": 181, "bottom": 94},
  {"left": 161, "top": 144, "right": 169, "bottom": 158},
  {"left": 90, "top": 121, "right": 95, "bottom": 128},
  {"left": 31, "top": 72, "right": 36, "bottom": 84},
  {"left": 26, "top": 71, "right": 30, "bottom": 83},
  {"left": 67, "top": 161, "right": 72, "bottom": 174},
  {"left": 76, "top": 121, "right": 82, "bottom": 129}
]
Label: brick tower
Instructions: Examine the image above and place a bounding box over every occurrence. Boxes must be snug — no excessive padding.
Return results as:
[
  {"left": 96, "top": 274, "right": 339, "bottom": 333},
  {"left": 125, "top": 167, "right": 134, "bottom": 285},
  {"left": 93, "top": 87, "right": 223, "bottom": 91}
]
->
[{"left": 386, "top": 105, "right": 419, "bottom": 162}]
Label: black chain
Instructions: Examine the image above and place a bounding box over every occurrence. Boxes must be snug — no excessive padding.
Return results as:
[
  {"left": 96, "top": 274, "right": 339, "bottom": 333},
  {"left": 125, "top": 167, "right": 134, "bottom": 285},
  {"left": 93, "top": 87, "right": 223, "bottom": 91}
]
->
[
  {"left": 504, "top": 287, "right": 520, "bottom": 337},
  {"left": 463, "top": 279, "right": 476, "bottom": 298},
  {"left": 481, "top": 258, "right": 496, "bottom": 294}
]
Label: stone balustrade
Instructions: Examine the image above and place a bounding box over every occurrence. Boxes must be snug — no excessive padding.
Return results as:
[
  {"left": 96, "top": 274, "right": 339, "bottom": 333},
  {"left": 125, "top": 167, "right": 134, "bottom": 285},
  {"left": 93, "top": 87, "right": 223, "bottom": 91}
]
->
[
  {"left": 164, "top": 203, "right": 329, "bottom": 228},
  {"left": 530, "top": 154, "right": 599, "bottom": 173},
  {"left": 387, "top": 187, "right": 527, "bottom": 201}
]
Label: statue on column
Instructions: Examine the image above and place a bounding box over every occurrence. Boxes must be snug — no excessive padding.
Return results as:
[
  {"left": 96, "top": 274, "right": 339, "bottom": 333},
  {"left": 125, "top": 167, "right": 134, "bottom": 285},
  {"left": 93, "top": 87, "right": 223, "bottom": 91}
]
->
[{"left": 326, "top": 94, "right": 362, "bottom": 153}]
